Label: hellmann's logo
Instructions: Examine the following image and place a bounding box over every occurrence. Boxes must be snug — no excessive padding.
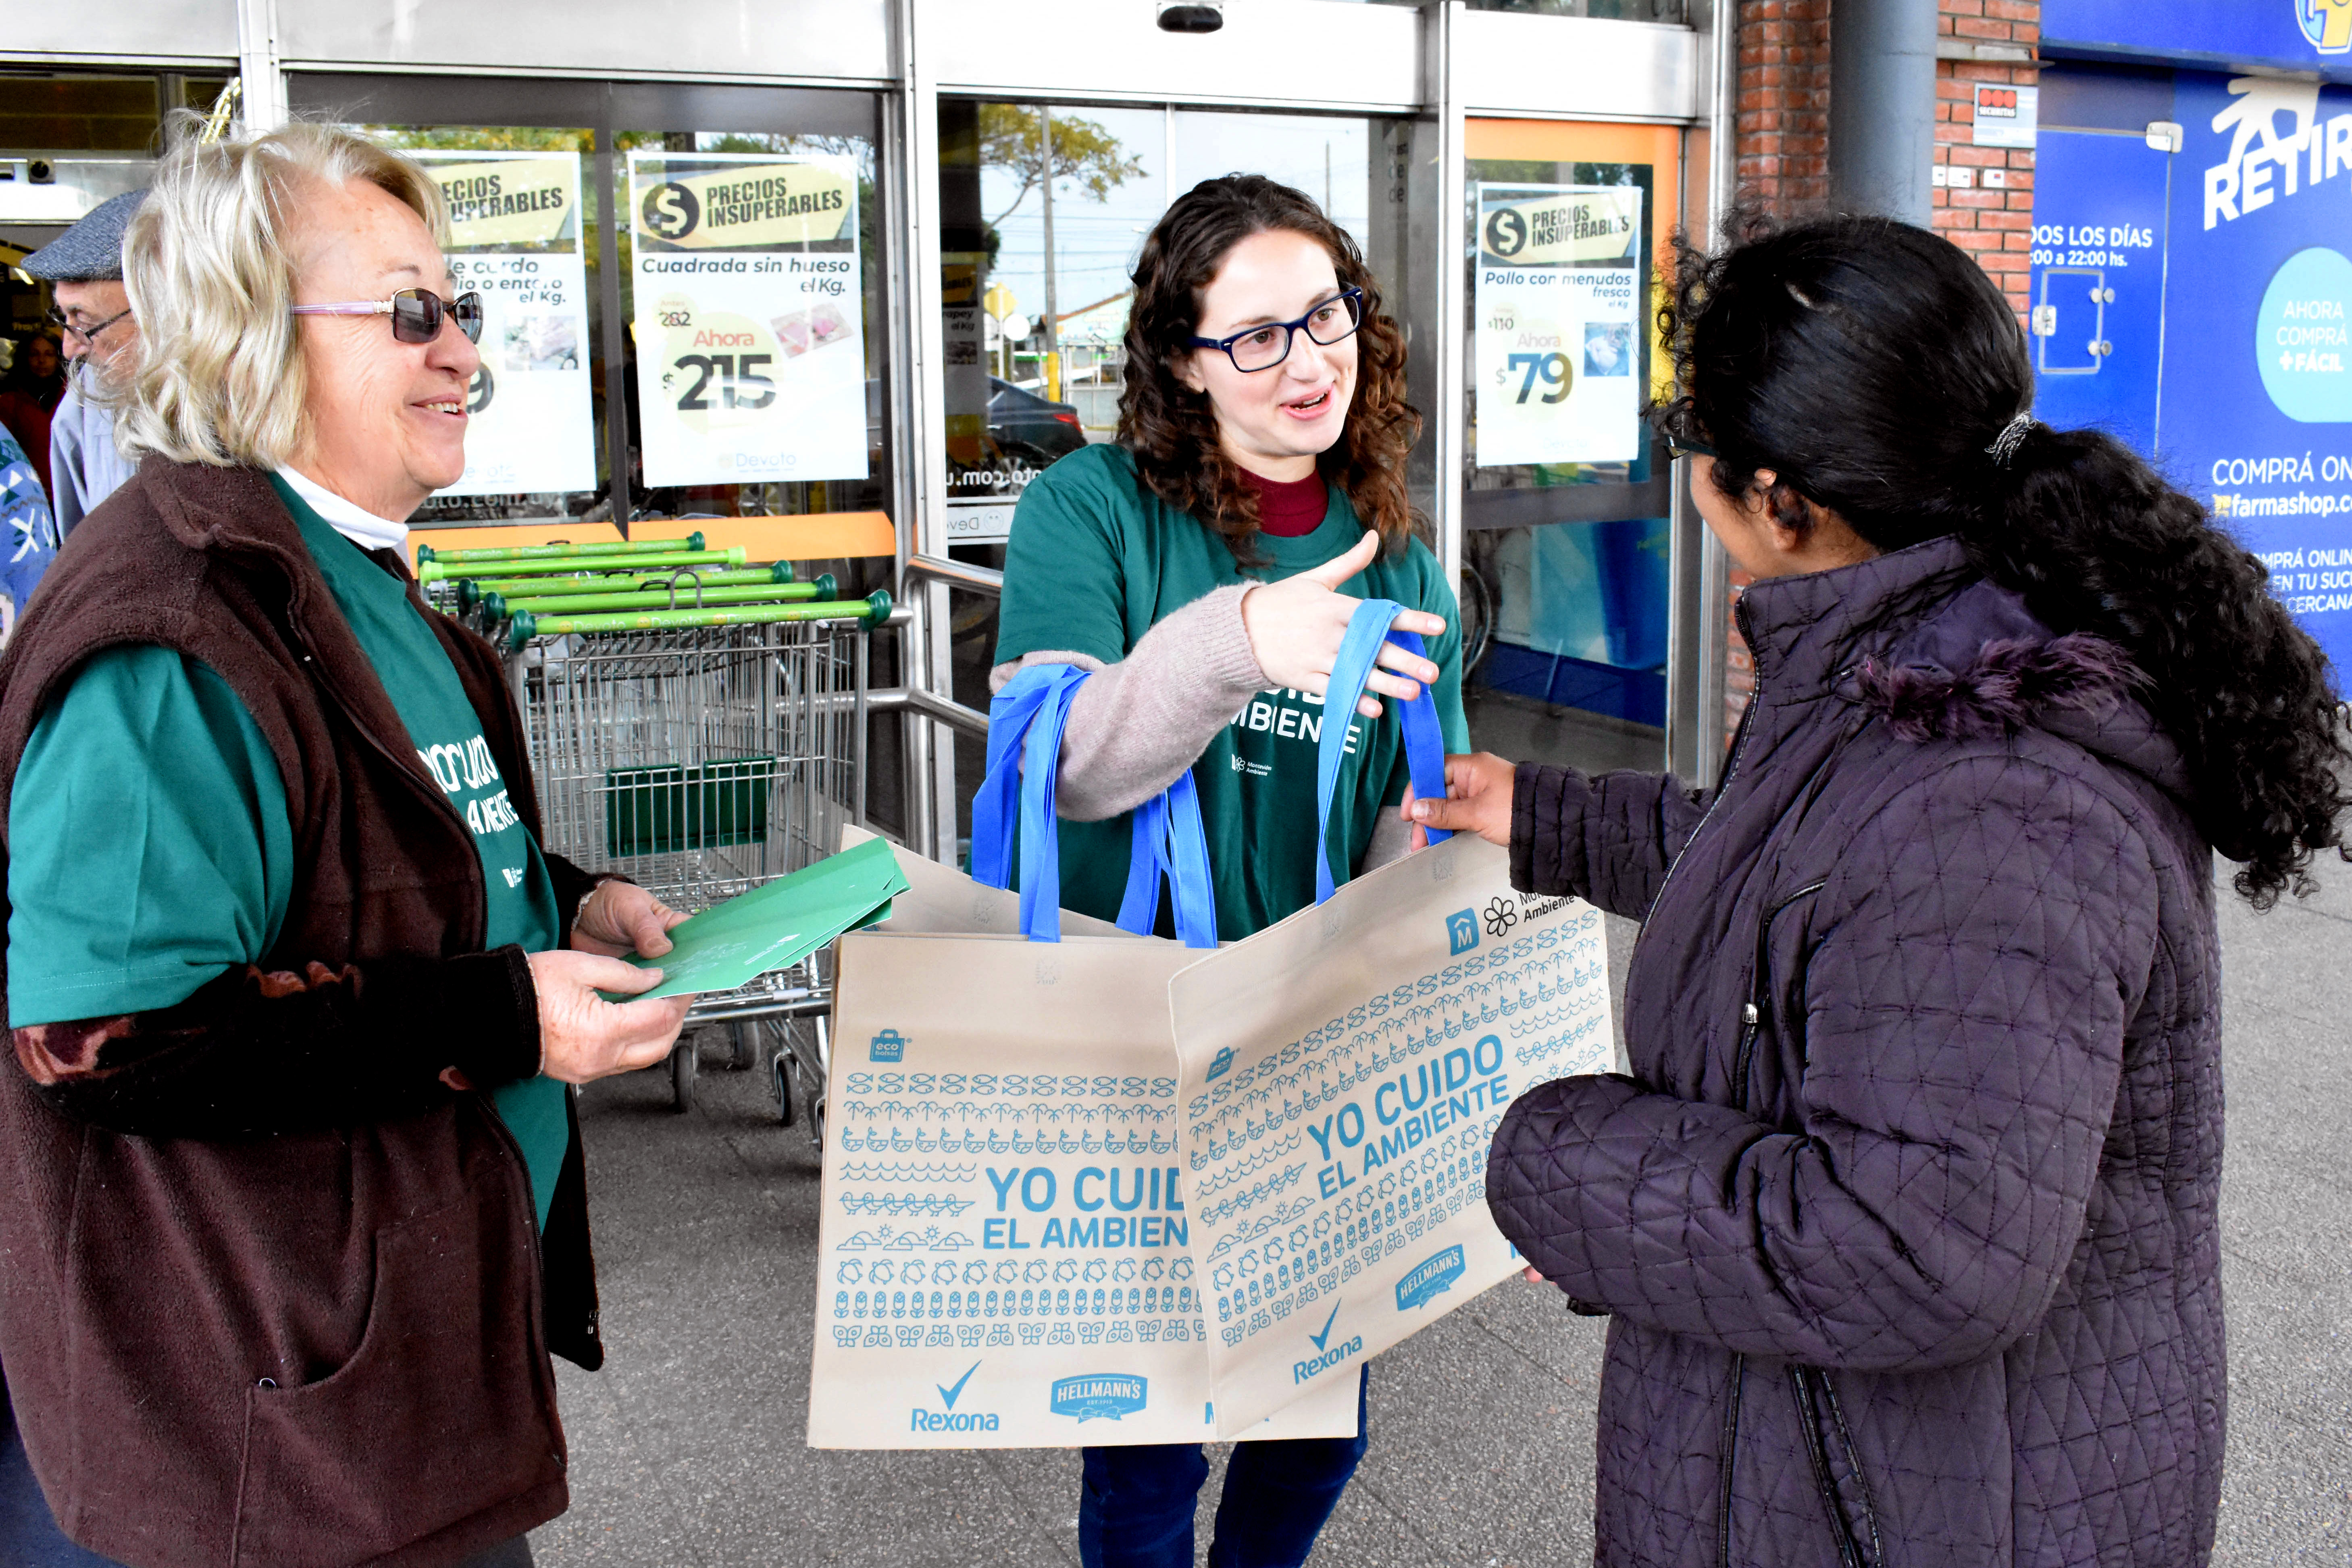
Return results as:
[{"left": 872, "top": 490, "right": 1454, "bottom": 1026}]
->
[
  {"left": 1292, "top": 1302, "right": 1364, "bottom": 1385},
  {"left": 1050, "top": 1374, "right": 1148, "bottom": 1422},
  {"left": 1395, "top": 1244, "right": 1468, "bottom": 1312},
  {"left": 910, "top": 1360, "right": 999, "bottom": 1434}
]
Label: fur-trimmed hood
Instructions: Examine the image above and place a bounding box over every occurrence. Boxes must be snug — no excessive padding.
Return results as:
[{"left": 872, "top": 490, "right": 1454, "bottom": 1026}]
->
[{"left": 1849, "top": 574, "right": 2194, "bottom": 810}]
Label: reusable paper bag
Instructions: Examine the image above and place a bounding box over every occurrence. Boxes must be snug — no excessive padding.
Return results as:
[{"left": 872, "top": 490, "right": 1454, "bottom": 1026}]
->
[
  {"left": 1167, "top": 601, "right": 1615, "bottom": 1436},
  {"left": 806, "top": 668, "right": 1358, "bottom": 1448}
]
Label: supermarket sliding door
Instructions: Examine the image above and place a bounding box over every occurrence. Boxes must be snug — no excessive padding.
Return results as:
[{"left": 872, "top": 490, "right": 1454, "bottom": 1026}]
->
[
  {"left": 932, "top": 99, "right": 1408, "bottom": 850},
  {"left": 1459, "top": 117, "right": 1682, "bottom": 775}
]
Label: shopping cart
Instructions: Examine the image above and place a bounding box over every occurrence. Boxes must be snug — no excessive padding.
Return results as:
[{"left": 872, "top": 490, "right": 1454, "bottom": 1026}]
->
[{"left": 457, "top": 543, "right": 887, "bottom": 1135}]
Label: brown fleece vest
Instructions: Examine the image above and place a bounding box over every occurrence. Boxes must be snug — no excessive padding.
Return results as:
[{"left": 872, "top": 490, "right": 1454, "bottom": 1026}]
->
[{"left": 0, "top": 461, "right": 590, "bottom": 1567}]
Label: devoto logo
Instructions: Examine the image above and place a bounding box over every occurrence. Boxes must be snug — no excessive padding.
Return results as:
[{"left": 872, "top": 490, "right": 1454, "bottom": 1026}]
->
[{"left": 2302, "top": 0, "right": 2352, "bottom": 55}]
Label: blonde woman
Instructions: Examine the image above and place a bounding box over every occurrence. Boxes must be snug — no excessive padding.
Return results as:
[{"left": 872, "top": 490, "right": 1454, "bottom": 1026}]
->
[{"left": 0, "top": 123, "right": 694, "bottom": 1566}]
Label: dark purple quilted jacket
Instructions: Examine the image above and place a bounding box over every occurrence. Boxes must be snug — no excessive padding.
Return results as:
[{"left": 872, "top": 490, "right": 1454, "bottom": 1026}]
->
[{"left": 1486, "top": 536, "right": 2222, "bottom": 1568}]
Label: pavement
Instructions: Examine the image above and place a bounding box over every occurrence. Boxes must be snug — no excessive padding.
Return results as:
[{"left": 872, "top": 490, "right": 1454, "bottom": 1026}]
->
[{"left": 533, "top": 854, "right": 2352, "bottom": 1566}]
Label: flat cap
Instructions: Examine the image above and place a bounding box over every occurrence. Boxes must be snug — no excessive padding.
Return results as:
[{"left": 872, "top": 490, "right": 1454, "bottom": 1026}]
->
[{"left": 22, "top": 189, "right": 149, "bottom": 281}]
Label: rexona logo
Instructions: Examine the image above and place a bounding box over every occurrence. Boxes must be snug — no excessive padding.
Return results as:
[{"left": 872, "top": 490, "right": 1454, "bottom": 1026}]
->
[
  {"left": 1051, "top": 1374, "right": 1148, "bottom": 1422},
  {"left": 869, "top": 1028, "right": 907, "bottom": 1064},
  {"left": 1206, "top": 1046, "right": 1235, "bottom": 1083},
  {"left": 910, "top": 1360, "right": 999, "bottom": 1434},
  {"left": 1292, "top": 1302, "right": 1365, "bottom": 1385},
  {"left": 1446, "top": 908, "right": 1479, "bottom": 956},
  {"left": 2300, "top": 0, "right": 2352, "bottom": 56},
  {"left": 1396, "top": 1244, "right": 1468, "bottom": 1311}
]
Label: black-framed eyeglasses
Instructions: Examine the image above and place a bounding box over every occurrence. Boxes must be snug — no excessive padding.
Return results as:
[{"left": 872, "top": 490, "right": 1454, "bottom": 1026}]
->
[
  {"left": 291, "top": 287, "right": 483, "bottom": 345},
  {"left": 45, "top": 304, "right": 133, "bottom": 347},
  {"left": 1186, "top": 287, "right": 1363, "bottom": 373},
  {"left": 1664, "top": 435, "right": 1718, "bottom": 461}
]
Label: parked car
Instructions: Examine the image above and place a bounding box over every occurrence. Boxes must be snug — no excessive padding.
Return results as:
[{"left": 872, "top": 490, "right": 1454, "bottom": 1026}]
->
[{"left": 988, "top": 376, "right": 1087, "bottom": 463}]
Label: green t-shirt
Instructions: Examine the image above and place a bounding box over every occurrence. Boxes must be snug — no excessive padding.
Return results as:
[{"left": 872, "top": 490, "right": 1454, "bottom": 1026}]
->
[
  {"left": 5, "top": 477, "right": 571, "bottom": 1226},
  {"left": 993, "top": 444, "right": 1469, "bottom": 940}
]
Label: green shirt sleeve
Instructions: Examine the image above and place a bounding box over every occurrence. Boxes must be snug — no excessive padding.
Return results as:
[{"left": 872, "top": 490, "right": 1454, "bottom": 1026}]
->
[
  {"left": 994, "top": 447, "right": 1139, "bottom": 668},
  {"left": 7, "top": 647, "right": 295, "bottom": 1028}
]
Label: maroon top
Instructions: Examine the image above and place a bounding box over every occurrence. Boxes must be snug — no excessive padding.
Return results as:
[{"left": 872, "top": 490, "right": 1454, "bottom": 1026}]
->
[{"left": 1241, "top": 467, "right": 1328, "bottom": 538}]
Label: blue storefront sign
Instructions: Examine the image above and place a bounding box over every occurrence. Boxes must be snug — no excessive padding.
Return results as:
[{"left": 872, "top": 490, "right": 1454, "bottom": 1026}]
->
[
  {"left": 2046, "top": 0, "right": 2352, "bottom": 81},
  {"left": 2037, "top": 4, "right": 2352, "bottom": 671}
]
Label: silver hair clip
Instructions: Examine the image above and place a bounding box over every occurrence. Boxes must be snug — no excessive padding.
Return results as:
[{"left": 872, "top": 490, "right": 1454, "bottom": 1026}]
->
[{"left": 1987, "top": 411, "right": 2038, "bottom": 469}]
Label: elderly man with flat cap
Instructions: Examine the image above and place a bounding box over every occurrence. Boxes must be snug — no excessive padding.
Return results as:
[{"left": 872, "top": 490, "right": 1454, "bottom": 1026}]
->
[{"left": 23, "top": 190, "right": 144, "bottom": 540}]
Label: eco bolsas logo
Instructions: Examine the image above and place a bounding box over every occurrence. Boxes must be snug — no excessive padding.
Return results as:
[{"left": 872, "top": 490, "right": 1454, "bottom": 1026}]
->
[
  {"left": 1206, "top": 1046, "right": 1235, "bottom": 1083},
  {"left": 869, "top": 1028, "right": 907, "bottom": 1064},
  {"left": 1445, "top": 908, "right": 1479, "bottom": 956},
  {"left": 1293, "top": 1301, "right": 1365, "bottom": 1385},
  {"left": 2300, "top": 0, "right": 2352, "bottom": 56},
  {"left": 1395, "top": 1244, "right": 1468, "bottom": 1312},
  {"left": 1050, "top": 1374, "right": 1148, "bottom": 1422},
  {"left": 910, "top": 1360, "right": 1000, "bottom": 1433}
]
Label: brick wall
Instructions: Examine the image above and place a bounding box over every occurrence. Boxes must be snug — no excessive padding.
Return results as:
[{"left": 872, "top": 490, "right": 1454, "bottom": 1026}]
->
[
  {"left": 1717, "top": 0, "right": 2041, "bottom": 750},
  {"left": 1736, "top": 1, "right": 1833, "bottom": 208},
  {"left": 1932, "top": 0, "right": 2043, "bottom": 318}
]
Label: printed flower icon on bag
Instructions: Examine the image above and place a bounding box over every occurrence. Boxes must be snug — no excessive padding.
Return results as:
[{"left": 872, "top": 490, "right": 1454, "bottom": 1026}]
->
[{"left": 1483, "top": 897, "right": 1518, "bottom": 939}]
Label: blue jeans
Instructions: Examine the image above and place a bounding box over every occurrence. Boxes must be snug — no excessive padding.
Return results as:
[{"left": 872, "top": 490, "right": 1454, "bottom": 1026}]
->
[
  {"left": 1078, "top": 1368, "right": 1369, "bottom": 1568},
  {"left": 1, "top": 1374, "right": 116, "bottom": 1568}
]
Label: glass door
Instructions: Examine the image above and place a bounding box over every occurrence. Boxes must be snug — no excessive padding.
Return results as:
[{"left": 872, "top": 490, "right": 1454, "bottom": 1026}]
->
[{"left": 1459, "top": 117, "right": 1682, "bottom": 774}]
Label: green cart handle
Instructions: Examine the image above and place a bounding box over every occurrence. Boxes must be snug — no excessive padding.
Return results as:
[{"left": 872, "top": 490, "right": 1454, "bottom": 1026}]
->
[
  {"left": 452, "top": 560, "right": 798, "bottom": 604},
  {"left": 486, "top": 574, "right": 837, "bottom": 619},
  {"left": 417, "top": 532, "right": 704, "bottom": 567},
  {"left": 506, "top": 589, "right": 892, "bottom": 652},
  {"left": 420, "top": 547, "right": 744, "bottom": 583}
]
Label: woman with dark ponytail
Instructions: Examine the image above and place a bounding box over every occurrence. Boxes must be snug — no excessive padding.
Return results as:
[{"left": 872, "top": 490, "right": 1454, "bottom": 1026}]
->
[{"left": 1414, "top": 213, "right": 2348, "bottom": 1566}]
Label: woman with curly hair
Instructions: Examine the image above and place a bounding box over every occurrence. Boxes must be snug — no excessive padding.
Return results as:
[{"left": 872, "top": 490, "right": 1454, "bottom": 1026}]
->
[
  {"left": 992, "top": 174, "right": 1464, "bottom": 1568},
  {"left": 1415, "top": 213, "right": 2349, "bottom": 1566}
]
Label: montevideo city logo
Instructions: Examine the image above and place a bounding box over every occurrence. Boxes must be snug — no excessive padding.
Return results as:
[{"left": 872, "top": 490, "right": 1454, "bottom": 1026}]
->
[
  {"left": 910, "top": 1360, "right": 999, "bottom": 1434},
  {"left": 1293, "top": 1301, "right": 1365, "bottom": 1385},
  {"left": 2300, "top": 0, "right": 2352, "bottom": 56},
  {"left": 869, "top": 1028, "right": 907, "bottom": 1064},
  {"left": 1050, "top": 1374, "right": 1149, "bottom": 1422},
  {"left": 1446, "top": 908, "right": 1479, "bottom": 956}
]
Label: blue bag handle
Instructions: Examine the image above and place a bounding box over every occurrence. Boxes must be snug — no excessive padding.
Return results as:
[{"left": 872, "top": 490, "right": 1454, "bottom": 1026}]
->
[
  {"left": 1313, "top": 598, "right": 1452, "bottom": 905},
  {"left": 975, "top": 664, "right": 1218, "bottom": 947}
]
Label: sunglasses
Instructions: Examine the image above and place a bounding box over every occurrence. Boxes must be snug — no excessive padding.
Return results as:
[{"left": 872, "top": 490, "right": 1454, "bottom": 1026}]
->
[{"left": 291, "top": 287, "right": 483, "bottom": 345}]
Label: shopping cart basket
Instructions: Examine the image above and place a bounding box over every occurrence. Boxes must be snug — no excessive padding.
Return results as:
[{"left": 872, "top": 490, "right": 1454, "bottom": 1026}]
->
[{"left": 489, "top": 561, "right": 889, "bottom": 1129}]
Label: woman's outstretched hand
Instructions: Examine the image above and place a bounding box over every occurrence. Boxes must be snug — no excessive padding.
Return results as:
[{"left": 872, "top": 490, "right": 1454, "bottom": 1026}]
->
[
  {"left": 1240, "top": 530, "right": 1446, "bottom": 719},
  {"left": 1406, "top": 752, "right": 1517, "bottom": 847}
]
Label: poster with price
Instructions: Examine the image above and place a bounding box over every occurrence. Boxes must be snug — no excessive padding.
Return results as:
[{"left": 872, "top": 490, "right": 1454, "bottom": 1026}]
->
[
  {"left": 413, "top": 152, "right": 596, "bottom": 497},
  {"left": 627, "top": 151, "right": 867, "bottom": 488},
  {"left": 1474, "top": 183, "right": 1643, "bottom": 467}
]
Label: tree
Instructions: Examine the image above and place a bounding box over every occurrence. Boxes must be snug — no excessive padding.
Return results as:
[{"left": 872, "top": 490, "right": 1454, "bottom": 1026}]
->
[{"left": 978, "top": 105, "right": 1145, "bottom": 227}]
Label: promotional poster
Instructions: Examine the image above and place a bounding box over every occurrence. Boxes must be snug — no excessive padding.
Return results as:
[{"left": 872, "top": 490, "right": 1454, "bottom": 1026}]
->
[
  {"left": 1472, "top": 183, "right": 1644, "bottom": 467},
  {"left": 414, "top": 151, "right": 597, "bottom": 498},
  {"left": 627, "top": 151, "right": 868, "bottom": 488}
]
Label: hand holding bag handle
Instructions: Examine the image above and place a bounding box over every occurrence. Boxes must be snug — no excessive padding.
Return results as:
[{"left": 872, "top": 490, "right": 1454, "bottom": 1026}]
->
[
  {"left": 973, "top": 664, "right": 1218, "bottom": 948},
  {"left": 1313, "top": 598, "right": 1452, "bottom": 906}
]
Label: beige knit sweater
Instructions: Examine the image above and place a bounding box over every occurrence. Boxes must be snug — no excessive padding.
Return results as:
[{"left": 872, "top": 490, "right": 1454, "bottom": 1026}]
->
[{"left": 988, "top": 583, "right": 1411, "bottom": 872}]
